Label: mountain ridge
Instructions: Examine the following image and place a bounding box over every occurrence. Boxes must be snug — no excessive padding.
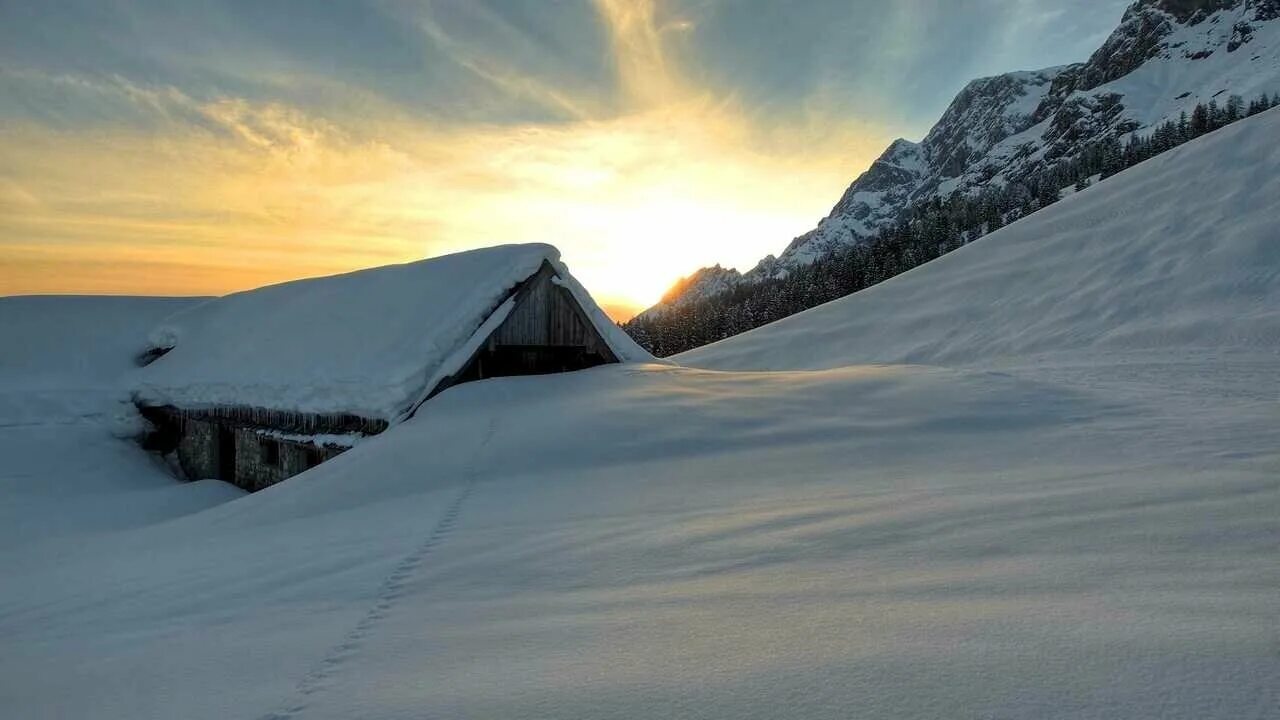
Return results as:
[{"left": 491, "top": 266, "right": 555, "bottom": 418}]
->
[{"left": 639, "top": 0, "right": 1280, "bottom": 320}]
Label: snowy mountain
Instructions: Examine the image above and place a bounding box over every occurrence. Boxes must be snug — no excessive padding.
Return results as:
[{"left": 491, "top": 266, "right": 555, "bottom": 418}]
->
[
  {"left": 639, "top": 263, "right": 745, "bottom": 319},
  {"left": 3, "top": 103, "right": 1277, "bottom": 720},
  {"left": 649, "top": 0, "right": 1280, "bottom": 313},
  {"left": 679, "top": 106, "right": 1280, "bottom": 371}
]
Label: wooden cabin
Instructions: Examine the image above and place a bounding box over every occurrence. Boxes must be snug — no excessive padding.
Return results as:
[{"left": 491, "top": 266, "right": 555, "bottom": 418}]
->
[
  {"left": 134, "top": 245, "right": 648, "bottom": 492},
  {"left": 444, "top": 260, "right": 618, "bottom": 388}
]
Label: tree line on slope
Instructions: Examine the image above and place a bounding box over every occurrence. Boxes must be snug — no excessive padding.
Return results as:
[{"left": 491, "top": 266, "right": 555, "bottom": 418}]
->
[{"left": 624, "top": 94, "right": 1279, "bottom": 357}]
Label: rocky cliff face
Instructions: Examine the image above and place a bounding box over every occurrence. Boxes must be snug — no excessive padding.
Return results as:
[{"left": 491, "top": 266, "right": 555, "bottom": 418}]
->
[
  {"left": 775, "top": 66, "right": 1067, "bottom": 274},
  {"left": 648, "top": 0, "right": 1280, "bottom": 314},
  {"left": 640, "top": 264, "right": 744, "bottom": 319}
]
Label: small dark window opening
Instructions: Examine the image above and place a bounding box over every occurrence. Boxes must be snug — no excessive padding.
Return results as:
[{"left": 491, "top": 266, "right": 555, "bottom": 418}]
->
[
  {"left": 136, "top": 345, "right": 173, "bottom": 367},
  {"left": 305, "top": 446, "right": 326, "bottom": 469},
  {"left": 217, "top": 426, "right": 237, "bottom": 481},
  {"left": 260, "top": 438, "right": 281, "bottom": 467}
]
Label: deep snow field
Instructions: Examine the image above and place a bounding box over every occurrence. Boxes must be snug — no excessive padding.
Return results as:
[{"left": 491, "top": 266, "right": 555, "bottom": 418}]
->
[{"left": 2, "top": 112, "right": 1278, "bottom": 719}]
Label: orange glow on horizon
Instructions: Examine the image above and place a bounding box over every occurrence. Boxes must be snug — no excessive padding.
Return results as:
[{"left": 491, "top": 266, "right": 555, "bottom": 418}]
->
[{"left": 0, "top": 1, "right": 891, "bottom": 316}]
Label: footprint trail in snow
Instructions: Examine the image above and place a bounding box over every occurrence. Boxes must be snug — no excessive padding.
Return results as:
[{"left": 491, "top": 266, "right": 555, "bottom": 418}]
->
[{"left": 257, "top": 415, "right": 499, "bottom": 720}]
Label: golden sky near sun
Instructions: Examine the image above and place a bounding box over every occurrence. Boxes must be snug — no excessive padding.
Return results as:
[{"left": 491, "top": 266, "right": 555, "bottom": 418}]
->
[{"left": 0, "top": 0, "right": 891, "bottom": 319}]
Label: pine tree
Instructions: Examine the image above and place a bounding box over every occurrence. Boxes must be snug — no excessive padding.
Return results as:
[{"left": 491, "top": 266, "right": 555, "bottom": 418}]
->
[
  {"left": 1190, "top": 102, "right": 1210, "bottom": 136},
  {"left": 1207, "top": 99, "right": 1223, "bottom": 130},
  {"left": 1226, "top": 94, "right": 1244, "bottom": 123},
  {"left": 1099, "top": 135, "right": 1124, "bottom": 178},
  {"left": 1036, "top": 177, "right": 1060, "bottom": 208}
]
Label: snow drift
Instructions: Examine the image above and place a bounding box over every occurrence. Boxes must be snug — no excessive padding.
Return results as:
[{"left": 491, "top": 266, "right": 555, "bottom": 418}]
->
[
  {"left": 2, "top": 97, "right": 1278, "bottom": 720},
  {"left": 0, "top": 295, "right": 204, "bottom": 427},
  {"left": 0, "top": 295, "right": 201, "bottom": 390}
]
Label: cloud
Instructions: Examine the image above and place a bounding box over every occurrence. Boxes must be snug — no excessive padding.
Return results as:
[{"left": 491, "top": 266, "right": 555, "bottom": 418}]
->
[
  {"left": 404, "top": 7, "right": 600, "bottom": 122},
  {"left": 1, "top": 1, "right": 897, "bottom": 315},
  {"left": 595, "top": 0, "right": 689, "bottom": 106},
  {"left": 1, "top": 0, "right": 1132, "bottom": 314}
]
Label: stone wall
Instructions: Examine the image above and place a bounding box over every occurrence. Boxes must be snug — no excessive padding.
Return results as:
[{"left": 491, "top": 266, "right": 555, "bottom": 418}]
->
[
  {"left": 234, "top": 427, "right": 286, "bottom": 491},
  {"left": 231, "top": 430, "right": 346, "bottom": 492},
  {"left": 176, "top": 417, "right": 218, "bottom": 480},
  {"left": 142, "top": 407, "right": 354, "bottom": 492},
  {"left": 230, "top": 430, "right": 348, "bottom": 491}
]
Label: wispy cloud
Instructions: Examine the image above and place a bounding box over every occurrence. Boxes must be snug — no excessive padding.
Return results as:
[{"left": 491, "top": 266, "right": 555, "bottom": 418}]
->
[
  {"left": 1, "top": 1, "right": 896, "bottom": 315},
  {"left": 0, "top": 0, "right": 1131, "bottom": 316}
]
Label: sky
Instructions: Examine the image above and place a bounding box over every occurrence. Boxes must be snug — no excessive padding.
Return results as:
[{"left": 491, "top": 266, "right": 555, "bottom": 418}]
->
[{"left": 0, "top": 0, "right": 1132, "bottom": 319}]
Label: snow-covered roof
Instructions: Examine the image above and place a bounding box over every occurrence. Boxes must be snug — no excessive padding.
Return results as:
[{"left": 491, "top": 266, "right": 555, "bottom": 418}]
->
[{"left": 133, "top": 243, "right": 652, "bottom": 421}]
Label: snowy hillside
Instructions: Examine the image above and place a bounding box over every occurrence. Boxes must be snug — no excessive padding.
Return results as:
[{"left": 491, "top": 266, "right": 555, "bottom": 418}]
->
[
  {"left": 0, "top": 296, "right": 240, "bottom": 554},
  {"left": 679, "top": 106, "right": 1280, "bottom": 371},
  {"left": 653, "top": 0, "right": 1280, "bottom": 313},
  {"left": 0, "top": 296, "right": 203, "bottom": 427},
  {"left": 2, "top": 108, "right": 1278, "bottom": 718},
  {"left": 0, "top": 295, "right": 201, "bottom": 389}
]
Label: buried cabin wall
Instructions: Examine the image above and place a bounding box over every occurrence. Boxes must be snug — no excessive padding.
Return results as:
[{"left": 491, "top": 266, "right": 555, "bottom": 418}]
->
[
  {"left": 235, "top": 428, "right": 286, "bottom": 491},
  {"left": 233, "top": 429, "right": 349, "bottom": 491},
  {"left": 143, "top": 405, "right": 359, "bottom": 491},
  {"left": 176, "top": 417, "right": 218, "bottom": 481}
]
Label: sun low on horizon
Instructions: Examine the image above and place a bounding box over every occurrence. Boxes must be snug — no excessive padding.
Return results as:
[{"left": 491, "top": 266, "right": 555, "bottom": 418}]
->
[{"left": 0, "top": 0, "right": 1127, "bottom": 320}]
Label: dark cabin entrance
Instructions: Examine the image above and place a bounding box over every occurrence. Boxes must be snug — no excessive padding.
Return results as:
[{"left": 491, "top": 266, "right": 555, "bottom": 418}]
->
[
  {"left": 217, "top": 426, "right": 237, "bottom": 482},
  {"left": 428, "top": 260, "right": 620, "bottom": 400},
  {"left": 474, "top": 345, "right": 609, "bottom": 377}
]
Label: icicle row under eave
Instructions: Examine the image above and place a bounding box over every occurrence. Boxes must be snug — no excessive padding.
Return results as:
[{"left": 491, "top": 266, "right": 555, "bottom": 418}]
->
[{"left": 140, "top": 403, "right": 389, "bottom": 436}]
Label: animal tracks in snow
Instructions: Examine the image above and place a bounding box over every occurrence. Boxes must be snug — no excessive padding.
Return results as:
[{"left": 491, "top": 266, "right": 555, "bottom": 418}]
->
[{"left": 257, "top": 416, "right": 498, "bottom": 720}]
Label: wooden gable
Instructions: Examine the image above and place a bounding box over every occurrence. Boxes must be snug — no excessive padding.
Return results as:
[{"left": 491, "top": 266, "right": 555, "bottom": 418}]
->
[
  {"left": 425, "top": 260, "right": 619, "bottom": 401},
  {"left": 487, "top": 260, "right": 618, "bottom": 359}
]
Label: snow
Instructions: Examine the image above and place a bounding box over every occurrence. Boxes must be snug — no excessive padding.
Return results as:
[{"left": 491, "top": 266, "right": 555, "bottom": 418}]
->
[
  {"left": 0, "top": 295, "right": 200, "bottom": 387},
  {"left": 680, "top": 107, "right": 1280, "bottom": 371},
  {"left": 0, "top": 295, "right": 243, "bottom": 559},
  {"left": 133, "top": 243, "right": 652, "bottom": 421},
  {"left": 688, "top": 2, "right": 1280, "bottom": 295},
  {"left": 768, "top": 66, "right": 1071, "bottom": 273},
  {"left": 0, "top": 295, "right": 204, "bottom": 427},
  {"left": 2, "top": 111, "right": 1279, "bottom": 719},
  {"left": 256, "top": 429, "right": 363, "bottom": 448},
  {"left": 1101, "top": 1, "right": 1280, "bottom": 131}
]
